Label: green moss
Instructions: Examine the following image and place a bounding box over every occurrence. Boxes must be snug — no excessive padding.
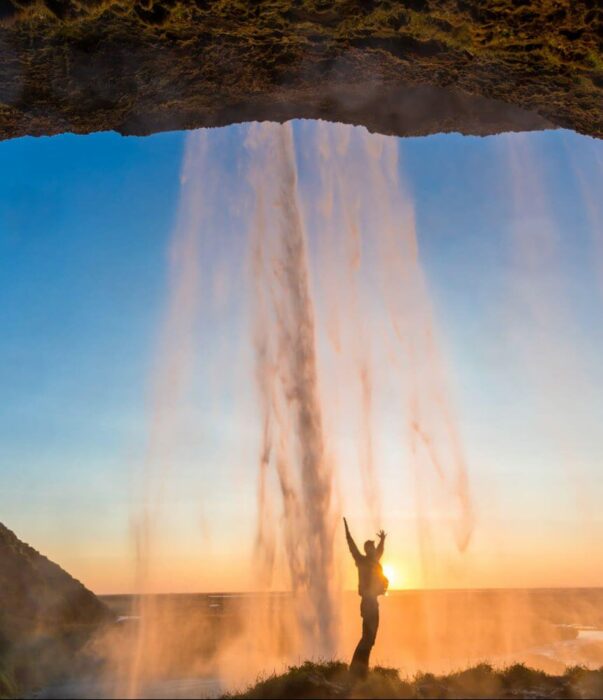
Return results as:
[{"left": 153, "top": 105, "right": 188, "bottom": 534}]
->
[
  {"left": 0, "top": 0, "right": 600, "bottom": 139},
  {"left": 586, "top": 50, "right": 603, "bottom": 73},
  {"left": 0, "top": 664, "right": 18, "bottom": 700}
]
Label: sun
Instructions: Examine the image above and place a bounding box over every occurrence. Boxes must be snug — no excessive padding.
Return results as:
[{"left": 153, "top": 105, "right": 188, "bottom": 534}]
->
[{"left": 382, "top": 563, "right": 400, "bottom": 590}]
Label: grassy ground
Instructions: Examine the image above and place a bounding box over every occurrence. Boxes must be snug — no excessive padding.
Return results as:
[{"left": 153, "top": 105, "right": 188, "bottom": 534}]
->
[{"left": 226, "top": 660, "right": 603, "bottom": 699}]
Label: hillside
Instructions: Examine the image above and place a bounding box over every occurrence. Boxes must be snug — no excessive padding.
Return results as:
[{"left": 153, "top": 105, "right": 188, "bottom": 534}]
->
[{"left": 0, "top": 522, "right": 111, "bottom": 697}]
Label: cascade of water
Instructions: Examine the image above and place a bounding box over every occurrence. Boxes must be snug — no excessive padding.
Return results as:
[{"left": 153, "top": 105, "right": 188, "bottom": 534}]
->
[
  {"left": 247, "top": 122, "right": 338, "bottom": 657},
  {"left": 123, "top": 121, "right": 478, "bottom": 694},
  {"left": 124, "top": 131, "right": 211, "bottom": 698}
]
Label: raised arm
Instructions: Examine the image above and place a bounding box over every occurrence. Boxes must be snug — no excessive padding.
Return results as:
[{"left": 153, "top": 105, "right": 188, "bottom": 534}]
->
[
  {"left": 344, "top": 518, "right": 362, "bottom": 563},
  {"left": 376, "top": 529, "right": 386, "bottom": 560}
]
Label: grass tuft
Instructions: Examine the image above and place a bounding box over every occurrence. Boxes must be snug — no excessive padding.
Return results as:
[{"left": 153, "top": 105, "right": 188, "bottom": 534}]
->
[{"left": 225, "top": 659, "right": 603, "bottom": 699}]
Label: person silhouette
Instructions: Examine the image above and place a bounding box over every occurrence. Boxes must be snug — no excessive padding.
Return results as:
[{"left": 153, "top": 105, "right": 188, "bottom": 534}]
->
[{"left": 344, "top": 517, "right": 388, "bottom": 676}]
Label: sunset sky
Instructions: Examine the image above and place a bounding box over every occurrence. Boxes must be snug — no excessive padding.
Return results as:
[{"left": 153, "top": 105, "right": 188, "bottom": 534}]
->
[{"left": 1, "top": 124, "right": 602, "bottom": 594}]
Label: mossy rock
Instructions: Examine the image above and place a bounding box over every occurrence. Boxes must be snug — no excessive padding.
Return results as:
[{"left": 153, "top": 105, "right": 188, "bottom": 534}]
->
[{"left": 0, "top": 0, "right": 601, "bottom": 140}]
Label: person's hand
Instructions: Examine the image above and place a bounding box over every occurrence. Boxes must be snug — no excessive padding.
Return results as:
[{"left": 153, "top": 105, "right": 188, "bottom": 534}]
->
[{"left": 377, "top": 529, "right": 386, "bottom": 540}]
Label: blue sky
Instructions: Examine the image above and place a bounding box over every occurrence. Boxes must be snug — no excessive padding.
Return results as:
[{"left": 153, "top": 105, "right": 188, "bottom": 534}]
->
[{"left": 1, "top": 124, "right": 602, "bottom": 592}]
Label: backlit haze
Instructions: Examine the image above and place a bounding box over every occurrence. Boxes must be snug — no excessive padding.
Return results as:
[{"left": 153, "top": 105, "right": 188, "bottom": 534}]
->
[{"left": 1, "top": 123, "right": 602, "bottom": 595}]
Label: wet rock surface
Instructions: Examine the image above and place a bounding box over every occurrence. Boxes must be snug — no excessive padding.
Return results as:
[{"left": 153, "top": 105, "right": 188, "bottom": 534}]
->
[{"left": 0, "top": 0, "right": 601, "bottom": 140}]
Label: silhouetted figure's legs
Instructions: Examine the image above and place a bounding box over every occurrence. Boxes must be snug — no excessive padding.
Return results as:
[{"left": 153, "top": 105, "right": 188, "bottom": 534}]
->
[{"left": 350, "top": 597, "right": 379, "bottom": 677}]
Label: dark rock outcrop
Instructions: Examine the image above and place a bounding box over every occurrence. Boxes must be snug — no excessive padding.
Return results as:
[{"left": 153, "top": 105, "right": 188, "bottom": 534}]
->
[
  {"left": 0, "top": 0, "right": 601, "bottom": 141},
  {"left": 0, "top": 522, "right": 110, "bottom": 696}
]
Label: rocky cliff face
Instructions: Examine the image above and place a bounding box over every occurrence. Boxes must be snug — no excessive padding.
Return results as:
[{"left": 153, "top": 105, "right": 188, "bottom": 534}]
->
[
  {"left": 0, "top": 0, "right": 601, "bottom": 141},
  {"left": 0, "top": 522, "right": 110, "bottom": 696}
]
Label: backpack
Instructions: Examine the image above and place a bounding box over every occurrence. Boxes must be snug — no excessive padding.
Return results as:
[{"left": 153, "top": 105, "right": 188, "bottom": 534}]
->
[{"left": 374, "top": 562, "right": 389, "bottom": 596}]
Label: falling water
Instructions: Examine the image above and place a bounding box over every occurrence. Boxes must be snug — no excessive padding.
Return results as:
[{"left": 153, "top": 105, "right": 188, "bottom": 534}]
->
[
  {"left": 122, "top": 120, "right": 481, "bottom": 694},
  {"left": 247, "top": 123, "right": 338, "bottom": 656},
  {"left": 122, "top": 132, "right": 212, "bottom": 698},
  {"left": 246, "top": 121, "right": 474, "bottom": 661},
  {"left": 299, "top": 123, "right": 474, "bottom": 581}
]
